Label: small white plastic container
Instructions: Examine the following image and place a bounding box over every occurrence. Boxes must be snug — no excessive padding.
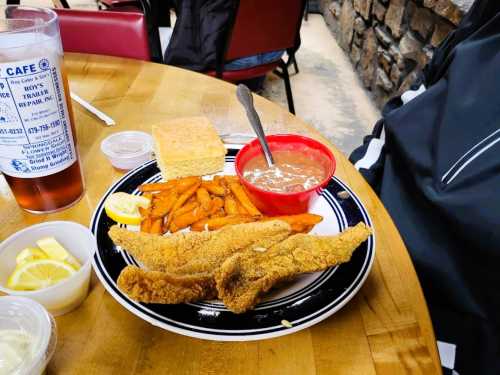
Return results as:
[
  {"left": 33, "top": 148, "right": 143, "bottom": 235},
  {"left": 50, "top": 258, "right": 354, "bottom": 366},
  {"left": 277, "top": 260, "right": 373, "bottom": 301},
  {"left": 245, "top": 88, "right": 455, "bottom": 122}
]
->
[
  {"left": 0, "top": 221, "right": 97, "bottom": 316},
  {"left": 0, "top": 296, "right": 57, "bottom": 375},
  {"left": 101, "top": 131, "right": 153, "bottom": 170}
]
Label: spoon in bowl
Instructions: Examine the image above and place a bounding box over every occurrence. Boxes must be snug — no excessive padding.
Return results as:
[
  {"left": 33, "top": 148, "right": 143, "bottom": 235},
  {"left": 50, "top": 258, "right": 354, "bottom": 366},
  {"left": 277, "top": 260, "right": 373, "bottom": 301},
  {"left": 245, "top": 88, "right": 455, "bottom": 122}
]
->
[{"left": 236, "top": 84, "right": 275, "bottom": 167}]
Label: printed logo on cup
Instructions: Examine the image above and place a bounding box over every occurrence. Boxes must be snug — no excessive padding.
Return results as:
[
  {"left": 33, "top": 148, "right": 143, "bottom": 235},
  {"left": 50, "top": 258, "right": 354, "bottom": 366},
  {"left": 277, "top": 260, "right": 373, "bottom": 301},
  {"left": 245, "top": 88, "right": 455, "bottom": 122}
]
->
[{"left": 0, "top": 55, "right": 76, "bottom": 178}]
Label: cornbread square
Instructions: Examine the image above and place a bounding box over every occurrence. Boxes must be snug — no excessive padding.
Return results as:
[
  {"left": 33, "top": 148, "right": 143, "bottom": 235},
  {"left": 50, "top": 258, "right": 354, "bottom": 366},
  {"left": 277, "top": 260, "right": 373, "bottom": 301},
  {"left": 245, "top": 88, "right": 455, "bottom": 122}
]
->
[{"left": 152, "top": 117, "right": 226, "bottom": 180}]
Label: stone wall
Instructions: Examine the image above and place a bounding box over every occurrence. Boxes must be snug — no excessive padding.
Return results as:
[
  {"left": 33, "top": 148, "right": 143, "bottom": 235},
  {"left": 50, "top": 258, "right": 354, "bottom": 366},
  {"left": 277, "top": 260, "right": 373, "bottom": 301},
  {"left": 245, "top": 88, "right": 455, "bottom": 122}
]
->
[{"left": 319, "top": 0, "right": 472, "bottom": 107}]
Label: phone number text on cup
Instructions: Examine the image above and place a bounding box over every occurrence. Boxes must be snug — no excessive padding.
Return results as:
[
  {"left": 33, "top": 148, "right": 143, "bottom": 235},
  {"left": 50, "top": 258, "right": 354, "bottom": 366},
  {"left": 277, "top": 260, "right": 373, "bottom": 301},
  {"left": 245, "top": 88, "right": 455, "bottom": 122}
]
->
[
  {"left": 27, "top": 120, "right": 61, "bottom": 135},
  {"left": 0, "top": 128, "right": 23, "bottom": 135}
]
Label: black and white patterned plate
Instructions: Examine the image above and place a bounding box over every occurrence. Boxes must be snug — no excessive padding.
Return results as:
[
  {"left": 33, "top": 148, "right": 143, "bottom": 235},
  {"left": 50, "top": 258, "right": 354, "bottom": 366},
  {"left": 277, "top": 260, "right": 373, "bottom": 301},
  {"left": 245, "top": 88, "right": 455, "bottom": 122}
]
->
[{"left": 91, "top": 148, "right": 375, "bottom": 341}]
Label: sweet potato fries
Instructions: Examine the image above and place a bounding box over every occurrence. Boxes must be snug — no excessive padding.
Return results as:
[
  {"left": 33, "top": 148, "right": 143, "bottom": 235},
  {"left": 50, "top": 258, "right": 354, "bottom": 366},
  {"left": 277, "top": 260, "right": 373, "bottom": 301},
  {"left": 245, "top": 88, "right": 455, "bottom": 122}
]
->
[{"left": 137, "top": 175, "right": 323, "bottom": 234}]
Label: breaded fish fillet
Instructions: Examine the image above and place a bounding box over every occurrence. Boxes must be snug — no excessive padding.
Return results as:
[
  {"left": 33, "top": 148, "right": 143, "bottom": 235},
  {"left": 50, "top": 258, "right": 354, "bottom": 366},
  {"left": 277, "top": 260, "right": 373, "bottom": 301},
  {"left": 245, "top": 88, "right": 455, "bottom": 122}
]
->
[
  {"left": 109, "top": 220, "right": 292, "bottom": 274},
  {"left": 215, "top": 222, "right": 372, "bottom": 313},
  {"left": 117, "top": 266, "right": 216, "bottom": 304},
  {"left": 110, "top": 220, "right": 292, "bottom": 304}
]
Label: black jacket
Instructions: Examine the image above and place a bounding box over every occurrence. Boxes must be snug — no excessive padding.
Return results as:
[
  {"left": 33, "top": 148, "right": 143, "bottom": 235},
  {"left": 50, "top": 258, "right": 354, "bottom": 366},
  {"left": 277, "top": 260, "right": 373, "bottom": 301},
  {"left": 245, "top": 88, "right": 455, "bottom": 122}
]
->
[
  {"left": 350, "top": 1, "right": 500, "bottom": 373},
  {"left": 164, "top": 0, "right": 237, "bottom": 71}
]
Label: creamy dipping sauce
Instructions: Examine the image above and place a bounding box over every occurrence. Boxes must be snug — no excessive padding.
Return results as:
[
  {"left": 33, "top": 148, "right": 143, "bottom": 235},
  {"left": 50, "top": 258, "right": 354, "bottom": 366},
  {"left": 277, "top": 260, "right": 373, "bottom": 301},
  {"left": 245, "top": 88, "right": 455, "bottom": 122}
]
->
[
  {"left": 242, "top": 150, "right": 327, "bottom": 193},
  {"left": 0, "top": 329, "right": 34, "bottom": 375}
]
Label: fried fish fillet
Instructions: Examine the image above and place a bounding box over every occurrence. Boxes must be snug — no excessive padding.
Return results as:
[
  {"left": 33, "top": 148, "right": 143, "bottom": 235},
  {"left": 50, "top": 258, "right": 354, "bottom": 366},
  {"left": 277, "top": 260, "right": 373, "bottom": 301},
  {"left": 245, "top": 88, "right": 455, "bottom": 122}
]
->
[
  {"left": 110, "top": 220, "right": 292, "bottom": 304},
  {"left": 117, "top": 266, "right": 216, "bottom": 304},
  {"left": 214, "top": 222, "right": 372, "bottom": 313},
  {"left": 109, "top": 220, "right": 292, "bottom": 274}
]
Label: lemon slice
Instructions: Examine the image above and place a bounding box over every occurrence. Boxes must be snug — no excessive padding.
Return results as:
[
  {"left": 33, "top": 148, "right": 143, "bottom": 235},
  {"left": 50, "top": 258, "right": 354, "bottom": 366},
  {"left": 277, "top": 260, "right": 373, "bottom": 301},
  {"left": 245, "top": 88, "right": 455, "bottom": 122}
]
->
[
  {"left": 15, "top": 247, "right": 48, "bottom": 265},
  {"left": 7, "top": 259, "right": 77, "bottom": 291},
  {"left": 36, "top": 237, "right": 81, "bottom": 270},
  {"left": 104, "top": 192, "right": 151, "bottom": 225}
]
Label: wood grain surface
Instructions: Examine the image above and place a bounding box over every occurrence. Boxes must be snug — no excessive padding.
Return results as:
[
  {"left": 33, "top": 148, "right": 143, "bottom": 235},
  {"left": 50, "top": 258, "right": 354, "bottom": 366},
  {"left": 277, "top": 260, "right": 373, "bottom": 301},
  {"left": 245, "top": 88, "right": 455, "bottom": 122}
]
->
[{"left": 0, "top": 53, "right": 442, "bottom": 374}]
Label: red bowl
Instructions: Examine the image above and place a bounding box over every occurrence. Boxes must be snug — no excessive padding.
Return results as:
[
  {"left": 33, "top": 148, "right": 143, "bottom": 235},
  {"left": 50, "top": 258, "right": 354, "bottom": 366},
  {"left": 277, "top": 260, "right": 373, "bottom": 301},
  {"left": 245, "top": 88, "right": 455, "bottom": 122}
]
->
[{"left": 235, "top": 134, "right": 336, "bottom": 215}]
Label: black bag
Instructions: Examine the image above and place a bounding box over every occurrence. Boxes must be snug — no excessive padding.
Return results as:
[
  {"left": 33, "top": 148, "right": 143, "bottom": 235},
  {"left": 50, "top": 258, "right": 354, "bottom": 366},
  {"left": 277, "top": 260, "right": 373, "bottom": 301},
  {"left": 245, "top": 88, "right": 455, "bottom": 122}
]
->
[{"left": 350, "top": 1, "right": 500, "bottom": 373}]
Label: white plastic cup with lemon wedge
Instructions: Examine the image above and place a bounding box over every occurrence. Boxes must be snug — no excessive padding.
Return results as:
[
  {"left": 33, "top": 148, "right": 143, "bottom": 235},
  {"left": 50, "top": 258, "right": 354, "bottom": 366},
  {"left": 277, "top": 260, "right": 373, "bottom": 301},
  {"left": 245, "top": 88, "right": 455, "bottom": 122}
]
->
[{"left": 0, "top": 222, "right": 97, "bottom": 316}]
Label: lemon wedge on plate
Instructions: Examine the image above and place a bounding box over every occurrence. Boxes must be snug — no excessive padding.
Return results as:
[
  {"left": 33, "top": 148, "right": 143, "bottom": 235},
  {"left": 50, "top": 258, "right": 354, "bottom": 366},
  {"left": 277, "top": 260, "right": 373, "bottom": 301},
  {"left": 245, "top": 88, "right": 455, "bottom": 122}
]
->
[
  {"left": 104, "top": 192, "right": 150, "bottom": 225},
  {"left": 7, "top": 259, "right": 77, "bottom": 291},
  {"left": 36, "top": 237, "right": 81, "bottom": 270},
  {"left": 15, "top": 247, "right": 48, "bottom": 265}
]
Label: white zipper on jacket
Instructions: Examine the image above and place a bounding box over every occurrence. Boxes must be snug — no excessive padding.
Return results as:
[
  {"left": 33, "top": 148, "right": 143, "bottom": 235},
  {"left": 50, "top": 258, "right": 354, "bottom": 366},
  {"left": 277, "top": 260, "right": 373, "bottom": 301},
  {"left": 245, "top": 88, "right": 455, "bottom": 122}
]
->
[{"left": 442, "top": 127, "right": 500, "bottom": 185}]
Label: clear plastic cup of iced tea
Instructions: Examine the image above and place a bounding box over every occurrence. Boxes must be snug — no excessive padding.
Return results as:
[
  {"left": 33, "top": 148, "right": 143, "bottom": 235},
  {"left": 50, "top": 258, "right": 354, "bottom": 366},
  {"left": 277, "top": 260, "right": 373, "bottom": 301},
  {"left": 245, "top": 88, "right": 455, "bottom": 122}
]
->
[{"left": 0, "top": 6, "right": 84, "bottom": 213}]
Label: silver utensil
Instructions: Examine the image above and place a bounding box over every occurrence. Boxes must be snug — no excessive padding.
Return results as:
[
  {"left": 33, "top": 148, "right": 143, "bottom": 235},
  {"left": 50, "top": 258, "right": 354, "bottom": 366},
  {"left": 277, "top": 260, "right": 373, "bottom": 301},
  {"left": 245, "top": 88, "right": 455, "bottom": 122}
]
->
[
  {"left": 236, "top": 84, "right": 274, "bottom": 167},
  {"left": 70, "top": 92, "right": 115, "bottom": 126}
]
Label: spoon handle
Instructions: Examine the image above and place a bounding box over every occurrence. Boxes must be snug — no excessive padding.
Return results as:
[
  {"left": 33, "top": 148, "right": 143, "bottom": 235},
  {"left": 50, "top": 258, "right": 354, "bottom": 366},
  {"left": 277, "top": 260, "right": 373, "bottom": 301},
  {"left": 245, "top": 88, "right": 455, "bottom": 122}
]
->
[{"left": 236, "top": 84, "right": 275, "bottom": 166}]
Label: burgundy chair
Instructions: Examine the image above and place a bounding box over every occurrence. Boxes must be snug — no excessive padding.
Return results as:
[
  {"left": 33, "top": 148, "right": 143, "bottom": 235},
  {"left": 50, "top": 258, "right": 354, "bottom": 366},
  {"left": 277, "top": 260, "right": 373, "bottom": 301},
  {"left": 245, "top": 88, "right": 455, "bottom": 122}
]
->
[
  {"left": 206, "top": 0, "right": 306, "bottom": 114},
  {"left": 54, "top": 8, "right": 151, "bottom": 61},
  {"left": 92, "top": 1, "right": 164, "bottom": 62}
]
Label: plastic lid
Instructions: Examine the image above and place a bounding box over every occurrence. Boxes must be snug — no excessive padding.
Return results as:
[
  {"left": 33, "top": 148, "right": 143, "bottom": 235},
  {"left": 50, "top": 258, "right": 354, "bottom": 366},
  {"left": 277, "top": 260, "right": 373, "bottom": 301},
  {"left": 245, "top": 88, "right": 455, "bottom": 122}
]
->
[
  {"left": 101, "top": 131, "right": 153, "bottom": 160},
  {"left": 0, "top": 296, "right": 57, "bottom": 375}
]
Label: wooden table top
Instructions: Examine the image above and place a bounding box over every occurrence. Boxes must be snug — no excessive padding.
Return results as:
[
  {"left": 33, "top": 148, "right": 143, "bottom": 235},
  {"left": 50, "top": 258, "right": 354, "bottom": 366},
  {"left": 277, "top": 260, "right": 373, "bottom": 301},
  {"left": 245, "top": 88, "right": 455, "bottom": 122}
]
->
[{"left": 0, "top": 53, "right": 441, "bottom": 374}]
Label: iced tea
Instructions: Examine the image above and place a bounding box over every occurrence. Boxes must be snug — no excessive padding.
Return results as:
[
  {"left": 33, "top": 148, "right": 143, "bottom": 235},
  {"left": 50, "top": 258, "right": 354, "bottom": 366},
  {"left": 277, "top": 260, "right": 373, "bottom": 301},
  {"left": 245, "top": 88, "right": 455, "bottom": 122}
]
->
[{"left": 0, "top": 6, "right": 84, "bottom": 213}]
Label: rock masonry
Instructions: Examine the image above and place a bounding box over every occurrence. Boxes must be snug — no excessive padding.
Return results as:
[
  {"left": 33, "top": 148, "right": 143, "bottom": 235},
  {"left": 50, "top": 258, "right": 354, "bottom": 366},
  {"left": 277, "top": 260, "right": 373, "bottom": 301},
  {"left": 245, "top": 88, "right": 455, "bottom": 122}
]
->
[{"left": 319, "top": 0, "right": 472, "bottom": 107}]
